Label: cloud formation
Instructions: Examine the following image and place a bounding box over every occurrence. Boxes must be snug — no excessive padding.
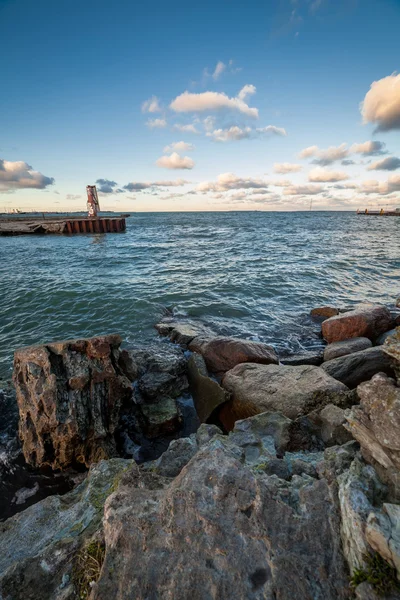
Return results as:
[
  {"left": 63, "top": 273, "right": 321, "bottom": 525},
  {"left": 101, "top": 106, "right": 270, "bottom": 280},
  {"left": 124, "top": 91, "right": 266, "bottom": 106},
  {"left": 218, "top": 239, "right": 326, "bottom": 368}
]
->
[
  {"left": 123, "top": 179, "right": 189, "bottom": 192},
  {"left": 156, "top": 152, "right": 194, "bottom": 170},
  {"left": 163, "top": 141, "right": 195, "bottom": 153},
  {"left": 283, "top": 184, "right": 324, "bottom": 196},
  {"left": 308, "top": 167, "right": 349, "bottom": 182},
  {"left": 141, "top": 96, "right": 162, "bottom": 113},
  {"left": 197, "top": 173, "right": 268, "bottom": 192},
  {"left": 350, "top": 141, "right": 386, "bottom": 156},
  {"left": 96, "top": 179, "right": 123, "bottom": 194},
  {"left": 170, "top": 90, "right": 259, "bottom": 118},
  {"left": 361, "top": 73, "right": 400, "bottom": 132},
  {"left": 273, "top": 162, "right": 302, "bottom": 174},
  {"left": 299, "top": 143, "right": 348, "bottom": 165},
  {"left": 146, "top": 118, "right": 167, "bottom": 128},
  {"left": 360, "top": 174, "right": 400, "bottom": 195},
  {"left": 173, "top": 123, "right": 200, "bottom": 134},
  {"left": 208, "top": 125, "right": 286, "bottom": 142},
  {"left": 367, "top": 156, "right": 400, "bottom": 171},
  {"left": 237, "top": 84, "right": 256, "bottom": 102},
  {"left": 212, "top": 61, "right": 226, "bottom": 80},
  {"left": 0, "top": 159, "right": 54, "bottom": 191}
]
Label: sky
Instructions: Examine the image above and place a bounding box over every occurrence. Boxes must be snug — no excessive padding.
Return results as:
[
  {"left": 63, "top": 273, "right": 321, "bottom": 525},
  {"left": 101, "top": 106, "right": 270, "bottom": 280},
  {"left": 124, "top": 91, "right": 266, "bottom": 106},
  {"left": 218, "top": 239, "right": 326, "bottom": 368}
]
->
[{"left": 1, "top": 0, "right": 400, "bottom": 212}]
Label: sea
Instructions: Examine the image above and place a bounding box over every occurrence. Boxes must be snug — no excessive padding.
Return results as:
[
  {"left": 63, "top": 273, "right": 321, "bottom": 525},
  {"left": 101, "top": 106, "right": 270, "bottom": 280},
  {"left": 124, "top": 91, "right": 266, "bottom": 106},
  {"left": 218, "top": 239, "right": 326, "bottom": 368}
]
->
[{"left": 0, "top": 211, "right": 399, "bottom": 379}]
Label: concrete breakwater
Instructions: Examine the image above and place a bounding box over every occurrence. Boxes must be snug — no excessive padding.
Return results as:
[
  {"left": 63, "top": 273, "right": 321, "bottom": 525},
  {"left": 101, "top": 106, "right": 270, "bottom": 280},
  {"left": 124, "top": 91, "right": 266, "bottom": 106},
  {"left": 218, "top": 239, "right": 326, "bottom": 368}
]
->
[{"left": 1, "top": 300, "right": 400, "bottom": 599}]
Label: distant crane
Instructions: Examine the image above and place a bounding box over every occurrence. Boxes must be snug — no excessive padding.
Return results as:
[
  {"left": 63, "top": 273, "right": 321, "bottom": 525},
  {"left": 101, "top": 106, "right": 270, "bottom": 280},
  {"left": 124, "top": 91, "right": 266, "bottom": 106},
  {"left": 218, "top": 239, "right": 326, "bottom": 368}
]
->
[{"left": 309, "top": 199, "right": 313, "bottom": 211}]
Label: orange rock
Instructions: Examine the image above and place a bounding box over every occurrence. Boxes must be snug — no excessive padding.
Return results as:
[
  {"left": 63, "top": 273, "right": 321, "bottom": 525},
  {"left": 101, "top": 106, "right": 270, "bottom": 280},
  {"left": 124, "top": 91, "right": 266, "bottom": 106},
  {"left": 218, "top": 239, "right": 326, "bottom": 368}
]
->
[
  {"left": 310, "top": 306, "right": 339, "bottom": 319},
  {"left": 321, "top": 304, "right": 392, "bottom": 344}
]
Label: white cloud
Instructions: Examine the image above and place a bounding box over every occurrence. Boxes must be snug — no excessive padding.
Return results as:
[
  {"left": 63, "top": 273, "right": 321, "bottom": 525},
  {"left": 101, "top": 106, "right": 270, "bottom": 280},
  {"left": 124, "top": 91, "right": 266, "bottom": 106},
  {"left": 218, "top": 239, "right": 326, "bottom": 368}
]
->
[
  {"left": 163, "top": 141, "right": 195, "bottom": 153},
  {"left": 170, "top": 90, "right": 259, "bottom": 118},
  {"left": 156, "top": 152, "right": 194, "bottom": 170},
  {"left": 173, "top": 123, "right": 200, "bottom": 134},
  {"left": 197, "top": 172, "right": 268, "bottom": 192},
  {"left": 360, "top": 174, "right": 400, "bottom": 195},
  {"left": 350, "top": 141, "right": 386, "bottom": 156},
  {"left": 237, "top": 84, "right": 256, "bottom": 102},
  {"left": 299, "top": 143, "right": 348, "bottom": 165},
  {"left": 212, "top": 61, "right": 226, "bottom": 80},
  {"left": 208, "top": 125, "right": 287, "bottom": 142},
  {"left": 273, "top": 162, "right": 302, "bottom": 174},
  {"left": 123, "top": 179, "right": 189, "bottom": 191},
  {"left": 0, "top": 159, "right": 54, "bottom": 191},
  {"left": 367, "top": 156, "right": 400, "bottom": 171},
  {"left": 141, "top": 96, "right": 162, "bottom": 113},
  {"left": 283, "top": 184, "right": 324, "bottom": 195},
  {"left": 361, "top": 73, "right": 400, "bottom": 132},
  {"left": 308, "top": 167, "right": 349, "bottom": 182},
  {"left": 146, "top": 118, "right": 167, "bottom": 129}
]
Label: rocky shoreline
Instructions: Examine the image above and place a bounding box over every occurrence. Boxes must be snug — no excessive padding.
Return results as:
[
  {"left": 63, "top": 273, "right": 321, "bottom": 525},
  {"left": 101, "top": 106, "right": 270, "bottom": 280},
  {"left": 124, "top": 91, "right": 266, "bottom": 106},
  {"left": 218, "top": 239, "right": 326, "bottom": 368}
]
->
[{"left": 1, "top": 300, "right": 400, "bottom": 599}]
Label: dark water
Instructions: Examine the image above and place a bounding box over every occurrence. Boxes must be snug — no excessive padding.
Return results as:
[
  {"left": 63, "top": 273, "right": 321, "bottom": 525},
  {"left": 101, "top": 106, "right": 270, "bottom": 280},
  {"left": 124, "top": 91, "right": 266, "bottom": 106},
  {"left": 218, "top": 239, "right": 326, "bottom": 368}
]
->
[{"left": 0, "top": 211, "right": 399, "bottom": 378}]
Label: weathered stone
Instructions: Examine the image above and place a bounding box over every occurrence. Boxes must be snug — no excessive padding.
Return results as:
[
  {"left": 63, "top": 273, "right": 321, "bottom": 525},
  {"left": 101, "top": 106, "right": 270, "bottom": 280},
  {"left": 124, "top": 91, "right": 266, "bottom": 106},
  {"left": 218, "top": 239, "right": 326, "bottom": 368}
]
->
[
  {"left": 220, "top": 363, "right": 348, "bottom": 430},
  {"left": 346, "top": 373, "right": 400, "bottom": 500},
  {"left": 117, "top": 349, "right": 138, "bottom": 381},
  {"left": 324, "top": 337, "right": 372, "bottom": 361},
  {"left": 187, "top": 352, "right": 230, "bottom": 422},
  {"left": 188, "top": 335, "right": 278, "bottom": 374},
  {"left": 376, "top": 329, "right": 398, "bottom": 346},
  {"left": 322, "top": 304, "right": 392, "bottom": 343},
  {"left": 366, "top": 504, "right": 400, "bottom": 579},
  {"left": 13, "top": 335, "right": 132, "bottom": 470},
  {"left": 131, "top": 344, "right": 188, "bottom": 400},
  {"left": 311, "top": 306, "right": 339, "bottom": 319},
  {"left": 155, "top": 321, "right": 215, "bottom": 345},
  {"left": 318, "top": 403, "right": 354, "bottom": 446},
  {"left": 195, "top": 422, "right": 222, "bottom": 446},
  {"left": 93, "top": 444, "right": 349, "bottom": 600},
  {"left": 232, "top": 411, "right": 292, "bottom": 455},
  {"left": 0, "top": 458, "right": 134, "bottom": 600},
  {"left": 383, "top": 328, "right": 400, "bottom": 382},
  {"left": 149, "top": 435, "right": 198, "bottom": 477},
  {"left": 280, "top": 351, "right": 323, "bottom": 366},
  {"left": 322, "top": 346, "right": 394, "bottom": 389},
  {"left": 138, "top": 396, "right": 182, "bottom": 438},
  {"left": 319, "top": 440, "right": 360, "bottom": 483}
]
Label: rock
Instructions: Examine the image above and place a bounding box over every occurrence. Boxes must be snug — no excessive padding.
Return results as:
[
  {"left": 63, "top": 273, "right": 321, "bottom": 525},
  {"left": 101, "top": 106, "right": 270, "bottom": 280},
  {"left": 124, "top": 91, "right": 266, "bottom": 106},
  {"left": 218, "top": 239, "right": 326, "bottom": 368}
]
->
[
  {"left": 188, "top": 335, "right": 279, "bottom": 374},
  {"left": 131, "top": 344, "right": 188, "bottom": 400},
  {"left": 318, "top": 404, "right": 354, "bottom": 446},
  {"left": 322, "top": 304, "right": 392, "bottom": 344},
  {"left": 231, "top": 411, "right": 292, "bottom": 456},
  {"left": 322, "top": 347, "right": 394, "bottom": 389},
  {"left": 155, "top": 320, "right": 215, "bottom": 345},
  {"left": 346, "top": 373, "right": 400, "bottom": 501},
  {"left": 93, "top": 445, "right": 349, "bottom": 600},
  {"left": 311, "top": 306, "right": 339, "bottom": 319},
  {"left": 187, "top": 352, "right": 231, "bottom": 422},
  {"left": 324, "top": 337, "right": 372, "bottom": 361},
  {"left": 320, "top": 441, "right": 360, "bottom": 483},
  {"left": 149, "top": 435, "right": 198, "bottom": 477},
  {"left": 13, "top": 335, "right": 132, "bottom": 470},
  {"left": 376, "top": 329, "right": 398, "bottom": 346},
  {"left": 338, "top": 457, "right": 386, "bottom": 572},
  {"left": 280, "top": 351, "right": 324, "bottom": 366},
  {"left": 396, "top": 298, "right": 400, "bottom": 309},
  {"left": 383, "top": 328, "right": 400, "bottom": 381},
  {"left": 117, "top": 349, "right": 138, "bottom": 381},
  {"left": 220, "top": 363, "right": 348, "bottom": 430},
  {"left": 366, "top": 504, "right": 400, "bottom": 579},
  {"left": 138, "top": 396, "right": 182, "bottom": 438},
  {"left": 0, "top": 458, "right": 134, "bottom": 600},
  {"left": 195, "top": 423, "right": 223, "bottom": 446}
]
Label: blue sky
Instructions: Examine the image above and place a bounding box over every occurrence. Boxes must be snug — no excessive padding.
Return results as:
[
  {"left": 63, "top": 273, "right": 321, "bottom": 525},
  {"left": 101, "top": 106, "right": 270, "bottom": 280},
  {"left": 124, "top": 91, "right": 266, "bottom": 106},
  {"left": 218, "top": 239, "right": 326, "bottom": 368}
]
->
[{"left": 1, "top": 0, "right": 400, "bottom": 211}]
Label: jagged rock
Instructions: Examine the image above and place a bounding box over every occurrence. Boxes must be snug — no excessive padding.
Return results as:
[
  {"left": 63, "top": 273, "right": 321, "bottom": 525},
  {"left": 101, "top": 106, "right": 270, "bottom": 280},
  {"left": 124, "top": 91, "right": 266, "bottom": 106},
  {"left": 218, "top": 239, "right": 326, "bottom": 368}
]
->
[
  {"left": 324, "top": 337, "right": 372, "bottom": 361},
  {"left": 0, "top": 458, "right": 134, "bottom": 600},
  {"left": 280, "top": 351, "right": 324, "bottom": 366},
  {"left": 93, "top": 443, "right": 349, "bottom": 600},
  {"left": 187, "top": 352, "right": 230, "bottom": 422},
  {"left": 319, "top": 441, "right": 360, "bottom": 483},
  {"left": 383, "top": 328, "right": 400, "bottom": 381},
  {"left": 231, "top": 411, "right": 292, "bottom": 456},
  {"left": 338, "top": 457, "right": 387, "bottom": 572},
  {"left": 346, "top": 373, "right": 400, "bottom": 500},
  {"left": 322, "top": 347, "right": 394, "bottom": 389},
  {"left": 188, "top": 336, "right": 278, "bottom": 375},
  {"left": 138, "top": 396, "right": 182, "bottom": 438},
  {"left": 322, "top": 304, "right": 392, "bottom": 344},
  {"left": 130, "top": 344, "right": 188, "bottom": 400},
  {"left": 13, "top": 335, "right": 132, "bottom": 470},
  {"left": 220, "top": 363, "right": 348, "bottom": 430},
  {"left": 146, "top": 435, "right": 198, "bottom": 478},
  {"left": 318, "top": 404, "right": 354, "bottom": 446},
  {"left": 155, "top": 321, "right": 215, "bottom": 345},
  {"left": 376, "top": 329, "right": 398, "bottom": 346},
  {"left": 366, "top": 504, "right": 400, "bottom": 578},
  {"left": 311, "top": 306, "right": 339, "bottom": 319},
  {"left": 195, "top": 423, "right": 223, "bottom": 446},
  {"left": 117, "top": 349, "right": 138, "bottom": 381}
]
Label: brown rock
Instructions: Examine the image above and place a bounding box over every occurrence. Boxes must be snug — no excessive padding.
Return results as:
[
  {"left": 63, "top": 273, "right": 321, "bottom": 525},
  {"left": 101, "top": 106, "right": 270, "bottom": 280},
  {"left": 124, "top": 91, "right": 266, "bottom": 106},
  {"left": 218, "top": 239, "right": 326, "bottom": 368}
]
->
[
  {"left": 322, "top": 304, "right": 392, "bottom": 344},
  {"left": 220, "top": 363, "right": 348, "bottom": 430},
  {"left": 188, "top": 336, "right": 278, "bottom": 374},
  {"left": 187, "top": 352, "right": 231, "bottom": 422},
  {"left": 311, "top": 306, "right": 339, "bottom": 319},
  {"left": 13, "top": 335, "right": 132, "bottom": 470}
]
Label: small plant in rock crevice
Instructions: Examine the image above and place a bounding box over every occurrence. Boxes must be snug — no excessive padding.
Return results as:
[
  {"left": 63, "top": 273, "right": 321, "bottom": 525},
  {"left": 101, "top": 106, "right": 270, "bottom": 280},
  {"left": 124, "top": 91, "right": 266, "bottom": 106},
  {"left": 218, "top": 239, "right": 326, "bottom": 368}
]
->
[
  {"left": 350, "top": 552, "right": 400, "bottom": 596},
  {"left": 73, "top": 538, "right": 106, "bottom": 599}
]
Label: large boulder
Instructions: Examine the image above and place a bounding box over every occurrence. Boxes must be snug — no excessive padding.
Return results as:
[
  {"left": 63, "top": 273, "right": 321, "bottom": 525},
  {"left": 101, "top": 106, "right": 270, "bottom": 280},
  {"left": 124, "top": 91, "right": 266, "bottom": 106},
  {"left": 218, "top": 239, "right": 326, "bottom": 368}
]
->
[
  {"left": 0, "top": 458, "right": 134, "bottom": 600},
  {"left": 311, "top": 306, "right": 339, "bottom": 319},
  {"left": 383, "top": 328, "right": 400, "bottom": 381},
  {"left": 13, "top": 335, "right": 132, "bottom": 470},
  {"left": 346, "top": 373, "right": 400, "bottom": 501},
  {"left": 323, "top": 337, "right": 372, "bottom": 362},
  {"left": 220, "top": 363, "right": 348, "bottom": 430},
  {"left": 187, "top": 352, "right": 231, "bottom": 422},
  {"left": 93, "top": 443, "right": 349, "bottom": 600},
  {"left": 188, "top": 336, "right": 278, "bottom": 375},
  {"left": 322, "top": 305, "right": 392, "bottom": 344},
  {"left": 155, "top": 320, "right": 215, "bottom": 345},
  {"left": 322, "top": 347, "right": 394, "bottom": 389}
]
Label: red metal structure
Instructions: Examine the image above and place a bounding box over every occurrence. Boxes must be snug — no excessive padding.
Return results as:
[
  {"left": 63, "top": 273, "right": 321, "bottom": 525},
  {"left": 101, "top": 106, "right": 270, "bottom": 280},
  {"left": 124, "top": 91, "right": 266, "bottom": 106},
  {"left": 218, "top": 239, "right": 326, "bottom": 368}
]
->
[{"left": 86, "top": 185, "right": 101, "bottom": 217}]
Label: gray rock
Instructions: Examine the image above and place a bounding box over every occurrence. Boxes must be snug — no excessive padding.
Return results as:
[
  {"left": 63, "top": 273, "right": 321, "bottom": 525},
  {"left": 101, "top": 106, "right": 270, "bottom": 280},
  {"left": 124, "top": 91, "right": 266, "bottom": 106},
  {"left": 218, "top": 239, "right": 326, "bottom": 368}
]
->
[
  {"left": 383, "top": 328, "right": 400, "bottom": 382},
  {"left": 322, "top": 346, "right": 394, "bottom": 389},
  {"left": 232, "top": 411, "right": 292, "bottom": 455},
  {"left": 138, "top": 396, "right": 182, "bottom": 438},
  {"left": 151, "top": 435, "right": 198, "bottom": 478},
  {"left": 318, "top": 403, "right": 354, "bottom": 446},
  {"left": 366, "top": 503, "right": 400, "bottom": 579},
  {"left": 0, "top": 458, "right": 134, "bottom": 600},
  {"left": 93, "top": 444, "right": 349, "bottom": 600},
  {"left": 324, "top": 337, "right": 372, "bottom": 361},
  {"left": 195, "top": 423, "right": 223, "bottom": 446},
  {"left": 376, "top": 329, "right": 398, "bottom": 346},
  {"left": 220, "top": 363, "right": 348, "bottom": 428},
  {"left": 280, "top": 351, "right": 324, "bottom": 366},
  {"left": 155, "top": 321, "right": 215, "bottom": 345},
  {"left": 319, "top": 441, "right": 360, "bottom": 483},
  {"left": 187, "top": 352, "right": 231, "bottom": 422}
]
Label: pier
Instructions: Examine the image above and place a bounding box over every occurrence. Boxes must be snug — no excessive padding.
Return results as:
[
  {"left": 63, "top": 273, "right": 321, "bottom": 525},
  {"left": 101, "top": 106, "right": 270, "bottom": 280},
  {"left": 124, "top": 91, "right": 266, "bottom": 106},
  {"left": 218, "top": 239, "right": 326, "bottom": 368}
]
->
[
  {"left": 0, "top": 215, "right": 127, "bottom": 236},
  {"left": 357, "top": 208, "right": 400, "bottom": 217}
]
